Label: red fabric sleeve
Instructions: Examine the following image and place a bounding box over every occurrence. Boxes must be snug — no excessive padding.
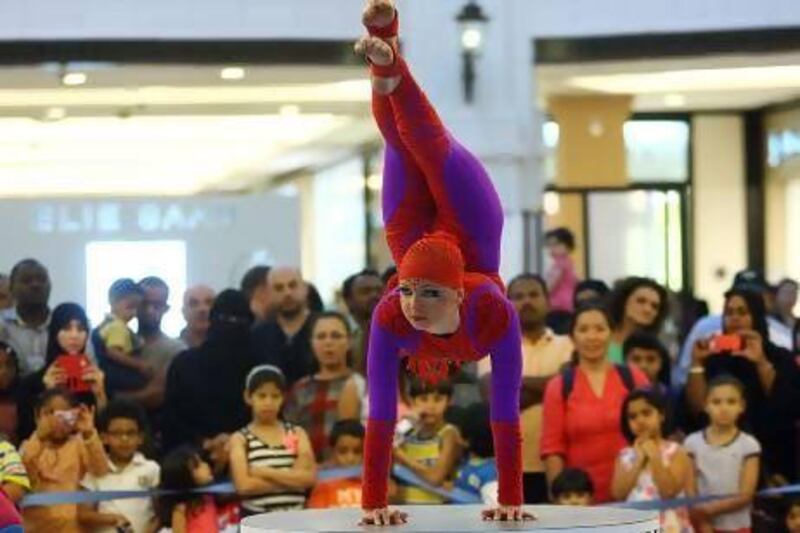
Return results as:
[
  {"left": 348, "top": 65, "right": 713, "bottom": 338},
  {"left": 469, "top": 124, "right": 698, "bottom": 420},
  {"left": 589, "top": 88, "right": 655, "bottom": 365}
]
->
[
  {"left": 491, "top": 421, "right": 523, "bottom": 506},
  {"left": 540, "top": 375, "right": 567, "bottom": 459},
  {"left": 361, "top": 419, "right": 395, "bottom": 510}
]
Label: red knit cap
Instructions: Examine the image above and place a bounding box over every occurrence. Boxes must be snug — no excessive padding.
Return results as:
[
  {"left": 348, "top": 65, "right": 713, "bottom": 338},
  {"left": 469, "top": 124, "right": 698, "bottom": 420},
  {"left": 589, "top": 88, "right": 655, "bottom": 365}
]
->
[{"left": 398, "top": 232, "right": 465, "bottom": 290}]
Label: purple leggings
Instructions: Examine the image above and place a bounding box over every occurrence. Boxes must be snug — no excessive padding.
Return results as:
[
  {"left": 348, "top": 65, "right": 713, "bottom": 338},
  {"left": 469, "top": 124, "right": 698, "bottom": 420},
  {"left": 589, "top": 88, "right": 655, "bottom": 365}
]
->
[
  {"left": 368, "top": 60, "right": 521, "bottom": 424},
  {"left": 373, "top": 61, "right": 504, "bottom": 275}
]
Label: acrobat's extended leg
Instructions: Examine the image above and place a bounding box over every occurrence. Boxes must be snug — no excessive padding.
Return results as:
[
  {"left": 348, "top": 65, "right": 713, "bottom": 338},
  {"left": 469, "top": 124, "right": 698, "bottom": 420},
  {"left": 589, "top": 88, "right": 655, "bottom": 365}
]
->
[
  {"left": 387, "top": 58, "right": 504, "bottom": 274},
  {"left": 357, "top": 11, "right": 436, "bottom": 268},
  {"left": 357, "top": 6, "right": 503, "bottom": 274},
  {"left": 373, "top": 87, "right": 437, "bottom": 268}
]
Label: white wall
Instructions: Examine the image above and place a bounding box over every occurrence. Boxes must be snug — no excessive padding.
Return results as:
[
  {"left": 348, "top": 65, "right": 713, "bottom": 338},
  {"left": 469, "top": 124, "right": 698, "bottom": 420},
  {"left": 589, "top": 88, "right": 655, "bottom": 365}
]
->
[
  {"left": 2, "top": 0, "right": 798, "bottom": 40},
  {"left": 0, "top": 192, "right": 299, "bottom": 329},
  {"left": 692, "top": 115, "right": 747, "bottom": 313}
]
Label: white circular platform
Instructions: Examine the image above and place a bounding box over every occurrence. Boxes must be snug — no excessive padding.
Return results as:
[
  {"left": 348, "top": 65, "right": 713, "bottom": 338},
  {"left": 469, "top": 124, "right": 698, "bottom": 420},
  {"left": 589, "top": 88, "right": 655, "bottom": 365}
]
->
[{"left": 240, "top": 505, "right": 659, "bottom": 532}]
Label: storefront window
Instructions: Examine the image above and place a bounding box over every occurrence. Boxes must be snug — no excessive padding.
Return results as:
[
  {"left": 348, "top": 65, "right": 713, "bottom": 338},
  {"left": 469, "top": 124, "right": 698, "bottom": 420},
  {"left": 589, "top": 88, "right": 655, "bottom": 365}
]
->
[
  {"left": 542, "top": 119, "right": 689, "bottom": 183},
  {"left": 787, "top": 181, "right": 800, "bottom": 304},
  {"left": 587, "top": 190, "right": 683, "bottom": 290},
  {"left": 625, "top": 120, "right": 690, "bottom": 182},
  {"left": 543, "top": 120, "right": 559, "bottom": 184}
]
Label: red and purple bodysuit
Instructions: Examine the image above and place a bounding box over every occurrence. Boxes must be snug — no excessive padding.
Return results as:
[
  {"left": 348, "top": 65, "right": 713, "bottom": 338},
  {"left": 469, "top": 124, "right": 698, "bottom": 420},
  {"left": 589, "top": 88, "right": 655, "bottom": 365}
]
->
[{"left": 361, "top": 13, "right": 524, "bottom": 511}]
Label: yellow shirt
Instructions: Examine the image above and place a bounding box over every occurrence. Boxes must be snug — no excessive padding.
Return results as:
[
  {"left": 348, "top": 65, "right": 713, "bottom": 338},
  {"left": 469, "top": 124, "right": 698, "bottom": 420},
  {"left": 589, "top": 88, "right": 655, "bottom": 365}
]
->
[
  {"left": 0, "top": 440, "right": 29, "bottom": 491},
  {"left": 99, "top": 315, "right": 134, "bottom": 354},
  {"left": 398, "top": 424, "right": 458, "bottom": 504},
  {"left": 478, "top": 329, "right": 573, "bottom": 472}
]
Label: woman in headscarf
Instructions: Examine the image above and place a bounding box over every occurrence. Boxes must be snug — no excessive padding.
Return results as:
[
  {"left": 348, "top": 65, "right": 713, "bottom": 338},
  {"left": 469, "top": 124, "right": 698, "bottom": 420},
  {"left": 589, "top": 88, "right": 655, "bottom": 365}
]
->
[
  {"left": 17, "top": 303, "right": 106, "bottom": 441},
  {"left": 686, "top": 288, "right": 800, "bottom": 482},
  {"left": 161, "top": 289, "right": 259, "bottom": 460}
]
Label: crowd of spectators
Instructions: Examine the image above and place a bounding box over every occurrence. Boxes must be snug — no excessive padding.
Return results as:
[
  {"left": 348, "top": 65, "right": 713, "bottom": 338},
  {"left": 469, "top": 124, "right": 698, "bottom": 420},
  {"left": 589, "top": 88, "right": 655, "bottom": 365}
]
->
[{"left": 0, "top": 230, "right": 799, "bottom": 532}]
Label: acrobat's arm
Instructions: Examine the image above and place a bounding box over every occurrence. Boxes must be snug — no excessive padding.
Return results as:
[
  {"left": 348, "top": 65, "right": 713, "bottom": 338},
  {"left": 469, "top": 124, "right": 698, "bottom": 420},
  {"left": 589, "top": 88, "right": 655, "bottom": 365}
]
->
[
  {"left": 362, "top": 316, "right": 403, "bottom": 510},
  {"left": 486, "top": 301, "right": 524, "bottom": 507}
]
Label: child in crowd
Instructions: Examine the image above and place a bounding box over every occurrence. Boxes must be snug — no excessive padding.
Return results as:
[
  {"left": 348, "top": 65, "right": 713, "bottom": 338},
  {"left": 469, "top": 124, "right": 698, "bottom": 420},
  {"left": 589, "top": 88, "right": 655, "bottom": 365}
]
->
[
  {"left": 21, "top": 388, "right": 109, "bottom": 532},
  {"left": 95, "top": 278, "right": 148, "bottom": 395},
  {"left": 307, "top": 419, "right": 365, "bottom": 509},
  {"left": 229, "top": 365, "right": 316, "bottom": 517},
  {"left": 545, "top": 227, "right": 579, "bottom": 313},
  {"left": 454, "top": 402, "right": 498, "bottom": 506},
  {"left": 79, "top": 400, "right": 160, "bottom": 533},
  {"left": 551, "top": 468, "right": 594, "bottom": 506},
  {"left": 0, "top": 342, "right": 21, "bottom": 445},
  {"left": 684, "top": 375, "right": 760, "bottom": 533},
  {"left": 623, "top": 333, "right": 671, "bottom": 392},
  {"left": 393, "top": 377, "right": 462, "bottom": 504},
  {"left": 0, "top": 438, "right": 29, "bottom": 531},
  {"left": 786, "top": 500, "right": 800, "bottom": 533},
  {"left": 623, "top": 333, "right": 691, "bottom": 438},
  {"left": 611, "top": 388, "right": 694, "bottom": 532},
  {"left": 159, "top": 444, "right": 239, "bottom": 533}
]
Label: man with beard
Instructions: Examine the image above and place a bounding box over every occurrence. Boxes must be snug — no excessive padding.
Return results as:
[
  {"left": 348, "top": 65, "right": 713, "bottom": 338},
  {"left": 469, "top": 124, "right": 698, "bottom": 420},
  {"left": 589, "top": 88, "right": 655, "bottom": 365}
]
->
[
  {"left": 179, "top": 284, "right": 215, "bottom": 349},
  {"left": 251, "top": 267, "right": 315, "bottom": 386},
  {"left": 117, "top": 277, "right": 186, "bottom": 415},
  {"left": 342, "top": 269, "right": 384, "bottom": 374},
  {"left": 478, "top": 274, "right": 573, "bottom": 504},
  {"left": 0, "top": 259, "right": 52, "bottom": 375}
]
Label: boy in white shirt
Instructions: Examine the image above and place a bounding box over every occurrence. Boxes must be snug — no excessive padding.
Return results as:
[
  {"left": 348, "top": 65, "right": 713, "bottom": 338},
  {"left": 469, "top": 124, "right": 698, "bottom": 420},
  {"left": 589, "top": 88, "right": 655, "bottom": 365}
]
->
[{"left": 79, "top": 400, "right": 160, "bottom": 533}]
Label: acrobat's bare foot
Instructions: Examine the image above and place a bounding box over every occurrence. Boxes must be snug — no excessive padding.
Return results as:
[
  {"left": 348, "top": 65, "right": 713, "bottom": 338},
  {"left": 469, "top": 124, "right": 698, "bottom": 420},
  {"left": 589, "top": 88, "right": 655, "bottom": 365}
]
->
[
  {"left": 354, "top": 36, "right": 401, "bottom": 94},
  {"left": 354, "top": 35, "right": 394, "bottom": 67},
  {"left": 362, "top": 0, "right": 395, "bottom": 30}
]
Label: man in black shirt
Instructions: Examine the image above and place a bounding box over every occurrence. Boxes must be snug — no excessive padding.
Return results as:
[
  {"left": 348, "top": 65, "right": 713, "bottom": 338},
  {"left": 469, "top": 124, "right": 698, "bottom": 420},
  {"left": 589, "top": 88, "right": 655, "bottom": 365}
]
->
[{"left": 251, "top": 266, "right": 315, "bottom": 386}]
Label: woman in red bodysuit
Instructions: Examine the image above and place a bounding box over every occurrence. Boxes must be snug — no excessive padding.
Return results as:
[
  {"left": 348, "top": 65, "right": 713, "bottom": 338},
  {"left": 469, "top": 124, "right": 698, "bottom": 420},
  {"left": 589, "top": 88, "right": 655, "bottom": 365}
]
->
[{"left": 354, "top": 0, "right": 528, "bottom": 526}]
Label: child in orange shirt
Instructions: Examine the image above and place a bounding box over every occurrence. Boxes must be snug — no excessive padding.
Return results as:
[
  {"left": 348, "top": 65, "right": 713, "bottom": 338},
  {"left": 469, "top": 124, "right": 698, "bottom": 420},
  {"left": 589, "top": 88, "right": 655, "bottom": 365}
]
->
[
  {"left": 21, "top": 388, "right": 109, "bottom": 533},
  {"left": 307, "top": 419, "right": 365, "bottom": 509}
]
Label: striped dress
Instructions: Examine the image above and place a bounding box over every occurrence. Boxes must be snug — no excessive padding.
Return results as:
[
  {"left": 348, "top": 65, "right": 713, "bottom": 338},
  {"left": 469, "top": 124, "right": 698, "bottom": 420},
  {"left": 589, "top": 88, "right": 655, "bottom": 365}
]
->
[{"left": 239, "top": 423, "right": 307, "bottom": 516}]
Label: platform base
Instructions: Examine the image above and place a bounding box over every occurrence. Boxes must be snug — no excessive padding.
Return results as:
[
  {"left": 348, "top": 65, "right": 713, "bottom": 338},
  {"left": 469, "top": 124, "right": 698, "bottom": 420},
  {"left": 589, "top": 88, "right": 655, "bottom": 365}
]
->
[{"left": 240, "top": 505, "right": 660, "bottom": 532}]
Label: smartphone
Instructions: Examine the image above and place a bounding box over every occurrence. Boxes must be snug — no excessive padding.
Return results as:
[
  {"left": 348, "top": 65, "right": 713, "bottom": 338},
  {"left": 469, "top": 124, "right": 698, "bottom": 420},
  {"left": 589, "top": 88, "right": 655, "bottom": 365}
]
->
[
  {"left": 393, "top": 417, "right": 415, "bottom": 447},
  {"left": 56, "top": 354, "right": 92, "bottom": 393},
  {"left": 709, "top": 334, "right": 744, "bottom": 353},
  {"left": 53, "top": 409, "right": 78, "bottom": 429}
]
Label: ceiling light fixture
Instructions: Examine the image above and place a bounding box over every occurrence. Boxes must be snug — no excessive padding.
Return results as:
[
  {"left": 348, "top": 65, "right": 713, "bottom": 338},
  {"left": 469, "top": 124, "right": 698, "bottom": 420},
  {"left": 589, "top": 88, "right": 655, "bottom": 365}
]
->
[
  {"left": 220, "top": 67, "right": 246, "bottom": 80},
  {"left": 62, "top": 72, "right": 87, "bottom": 86}
]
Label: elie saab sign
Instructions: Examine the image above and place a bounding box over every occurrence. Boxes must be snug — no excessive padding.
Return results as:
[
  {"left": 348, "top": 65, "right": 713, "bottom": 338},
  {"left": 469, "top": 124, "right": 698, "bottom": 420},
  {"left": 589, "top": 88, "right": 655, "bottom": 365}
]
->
[{"left": 32, "top": 202, "right": 236, "bottom": 234}]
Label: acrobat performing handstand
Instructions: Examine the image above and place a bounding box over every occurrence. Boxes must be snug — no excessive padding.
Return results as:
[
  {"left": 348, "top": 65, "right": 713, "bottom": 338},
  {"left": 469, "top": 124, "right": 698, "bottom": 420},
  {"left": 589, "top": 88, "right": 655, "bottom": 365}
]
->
[{"left": 354, "top": 0, "right": 532, "bottom": 526}]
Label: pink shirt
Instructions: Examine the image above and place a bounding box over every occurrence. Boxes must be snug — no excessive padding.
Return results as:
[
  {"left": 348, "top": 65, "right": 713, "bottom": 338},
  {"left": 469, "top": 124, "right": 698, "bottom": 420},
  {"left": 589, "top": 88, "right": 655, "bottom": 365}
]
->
[{"left": 548, "top": 255, "right": 578, "bottom": 312}]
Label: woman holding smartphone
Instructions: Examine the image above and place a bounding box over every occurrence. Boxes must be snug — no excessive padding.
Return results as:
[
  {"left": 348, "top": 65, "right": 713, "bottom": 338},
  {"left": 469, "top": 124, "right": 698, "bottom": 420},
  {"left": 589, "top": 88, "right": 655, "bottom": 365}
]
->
[
  {"left": 686, "top": 288, "right": 800, "bottom": 483},
  {"left": 17, "top": 303, "right": 107, "bottom": 441}
]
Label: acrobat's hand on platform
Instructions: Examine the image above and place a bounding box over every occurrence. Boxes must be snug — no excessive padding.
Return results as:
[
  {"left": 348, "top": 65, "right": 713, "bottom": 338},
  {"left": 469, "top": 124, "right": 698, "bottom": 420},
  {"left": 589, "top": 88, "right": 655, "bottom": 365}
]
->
[
  {"left": 359, "top": 507, "right": 409, "bottom": 527},
  {"left": 481, "top": 506, "right": 536, "bottom": 522}
]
